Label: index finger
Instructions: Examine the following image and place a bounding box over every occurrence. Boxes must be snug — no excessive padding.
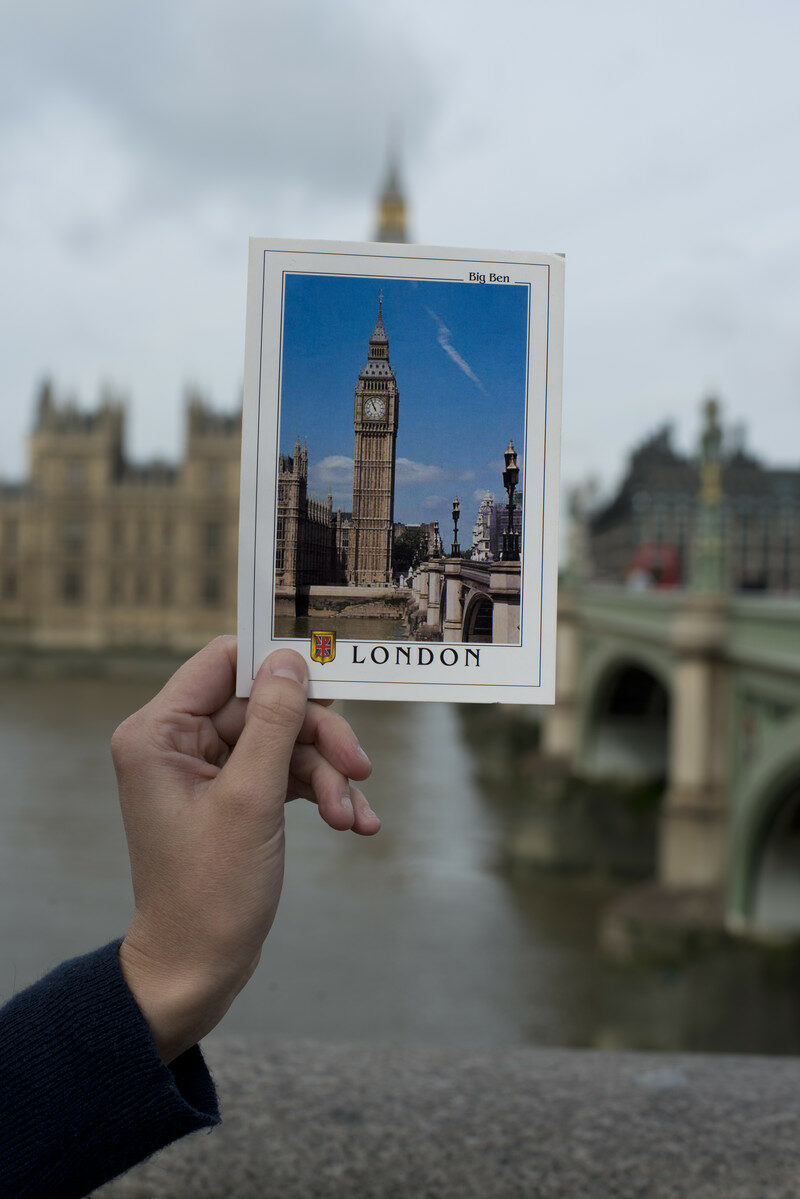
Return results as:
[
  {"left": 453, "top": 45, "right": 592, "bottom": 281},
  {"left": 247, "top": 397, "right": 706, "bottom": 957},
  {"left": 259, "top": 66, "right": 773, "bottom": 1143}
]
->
[
  {"left": 296, "top": 702, "right": 372, "bottom": 782},
  {"left": 151, "top": 635, "right": 238, "bottom": 717}
]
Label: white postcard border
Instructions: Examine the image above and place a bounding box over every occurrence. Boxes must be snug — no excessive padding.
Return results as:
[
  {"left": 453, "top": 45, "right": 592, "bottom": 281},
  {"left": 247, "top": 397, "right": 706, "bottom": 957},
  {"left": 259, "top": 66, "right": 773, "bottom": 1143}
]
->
[{"left": 237, "top": 238, "right": 563, "bottom": 703}]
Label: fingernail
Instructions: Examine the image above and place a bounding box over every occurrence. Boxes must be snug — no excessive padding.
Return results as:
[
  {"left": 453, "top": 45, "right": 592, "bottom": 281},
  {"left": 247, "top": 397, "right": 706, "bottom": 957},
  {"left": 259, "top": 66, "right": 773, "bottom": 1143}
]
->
[
  {"left": 356, "top": 745, "right": 371, "bottom": 768},
  {"left": 365, "top": 806, "right": 379, "bottom": 821},
  {"left": 267, "top": 653, "right": 306, "bottom": 684},
  {"left": 341, "top": 794, "right": 354, "bottom": 814}
]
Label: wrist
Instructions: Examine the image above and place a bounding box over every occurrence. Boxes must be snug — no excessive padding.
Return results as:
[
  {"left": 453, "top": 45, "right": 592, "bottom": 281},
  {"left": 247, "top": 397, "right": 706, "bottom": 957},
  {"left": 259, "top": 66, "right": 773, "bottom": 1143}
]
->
[{"left": 118, "top": 934, "right": 241, "bottom": 1066}]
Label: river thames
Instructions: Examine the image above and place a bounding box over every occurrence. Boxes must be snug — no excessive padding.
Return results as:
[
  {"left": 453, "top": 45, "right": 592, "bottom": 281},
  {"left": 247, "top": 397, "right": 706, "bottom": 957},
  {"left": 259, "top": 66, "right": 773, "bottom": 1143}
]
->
[{"left": 0, "top": 671, "right": 621, "bottom": 1048}]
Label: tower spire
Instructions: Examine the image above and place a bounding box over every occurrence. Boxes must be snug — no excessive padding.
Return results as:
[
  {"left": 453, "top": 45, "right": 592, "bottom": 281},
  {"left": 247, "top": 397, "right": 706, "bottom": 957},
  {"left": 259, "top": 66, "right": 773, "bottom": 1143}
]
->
[
  {"left": 373, "top": 136, "right": 409, "bottom": 243},
  {"left": 371, "top": 291, "right": 388, "bottom": 344}
]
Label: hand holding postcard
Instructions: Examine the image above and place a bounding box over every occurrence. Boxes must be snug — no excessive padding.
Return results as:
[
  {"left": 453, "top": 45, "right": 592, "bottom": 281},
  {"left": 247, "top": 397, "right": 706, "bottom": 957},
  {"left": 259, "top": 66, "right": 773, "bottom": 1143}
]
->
[{"left": 237, "top": 239, "right": 564, "bottom": 703}]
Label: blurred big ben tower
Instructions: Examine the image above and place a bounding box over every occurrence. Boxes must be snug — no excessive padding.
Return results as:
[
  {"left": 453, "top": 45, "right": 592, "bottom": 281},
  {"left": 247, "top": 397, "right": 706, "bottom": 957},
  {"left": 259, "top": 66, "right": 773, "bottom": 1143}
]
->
[{"left": 373, "top": 148, "right": 410, "bottom": 243}]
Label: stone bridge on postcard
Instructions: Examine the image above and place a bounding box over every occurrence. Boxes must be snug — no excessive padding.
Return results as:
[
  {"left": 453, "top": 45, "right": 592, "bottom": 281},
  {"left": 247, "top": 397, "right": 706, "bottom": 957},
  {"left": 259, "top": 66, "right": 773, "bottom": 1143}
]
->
[
  {"left": 538, "top": 586, "right": 800, "bottom": 933},
  {"left": 409, "top": 559, "right": 521, "bottom": 645}
]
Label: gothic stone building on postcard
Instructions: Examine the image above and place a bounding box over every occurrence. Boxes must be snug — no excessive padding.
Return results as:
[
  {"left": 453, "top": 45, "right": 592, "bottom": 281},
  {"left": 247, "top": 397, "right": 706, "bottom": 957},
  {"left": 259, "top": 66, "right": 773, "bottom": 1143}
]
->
[
  {"left": 0, "top": 382, "right": 241, "bottom": 650},
  {"left": 275, "top": 296, "right": 399, "bottom": 591},
  {"left": 274, "top": 438, "right": 348, "bottom": 589}
]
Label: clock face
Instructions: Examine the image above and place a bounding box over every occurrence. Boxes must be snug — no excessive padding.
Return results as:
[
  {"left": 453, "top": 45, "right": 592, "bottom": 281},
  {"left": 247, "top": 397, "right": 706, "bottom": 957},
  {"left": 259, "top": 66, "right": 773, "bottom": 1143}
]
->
[{"left": 363, "top": 396, "right": 387, "bottom": 420}]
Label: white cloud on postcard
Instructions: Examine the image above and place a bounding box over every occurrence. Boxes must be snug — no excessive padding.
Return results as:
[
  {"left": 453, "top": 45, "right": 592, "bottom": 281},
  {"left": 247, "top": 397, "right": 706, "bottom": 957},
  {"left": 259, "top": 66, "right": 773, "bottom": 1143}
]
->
[{"left": 395, "top": 458, "right": 444, "bottom": 484}]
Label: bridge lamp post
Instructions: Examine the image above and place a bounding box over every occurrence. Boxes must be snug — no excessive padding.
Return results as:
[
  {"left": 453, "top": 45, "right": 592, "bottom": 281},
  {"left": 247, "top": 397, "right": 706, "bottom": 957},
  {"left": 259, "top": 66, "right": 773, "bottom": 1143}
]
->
[
  {"left": 451, "top": 496, "right": 461, "bottom": 557},
  {"left": 433, "top": 519, "right": 443, "bottom": 559},
  {"left": 500, "top": 439, "right": 520, "bottom": 562}
]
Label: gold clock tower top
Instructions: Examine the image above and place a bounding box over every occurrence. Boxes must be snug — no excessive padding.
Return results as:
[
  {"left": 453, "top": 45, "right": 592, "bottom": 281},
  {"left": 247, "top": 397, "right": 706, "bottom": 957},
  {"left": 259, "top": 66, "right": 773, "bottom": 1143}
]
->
[{"left": 374, "top": 151, "right": 409, "bottom": 244}]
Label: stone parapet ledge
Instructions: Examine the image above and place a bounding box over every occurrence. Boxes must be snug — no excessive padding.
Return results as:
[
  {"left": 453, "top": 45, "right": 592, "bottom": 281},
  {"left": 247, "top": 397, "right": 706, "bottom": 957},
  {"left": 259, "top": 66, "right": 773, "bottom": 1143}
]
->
[{"left": 98, "top": 1035, "right": 800, "bottom": 1198}]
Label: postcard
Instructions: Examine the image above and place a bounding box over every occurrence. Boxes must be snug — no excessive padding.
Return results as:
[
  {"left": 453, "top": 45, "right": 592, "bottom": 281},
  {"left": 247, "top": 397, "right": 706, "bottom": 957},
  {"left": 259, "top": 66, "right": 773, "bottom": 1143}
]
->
[{"left": 236, "top": 238, "right": 564, "bottom": 703}]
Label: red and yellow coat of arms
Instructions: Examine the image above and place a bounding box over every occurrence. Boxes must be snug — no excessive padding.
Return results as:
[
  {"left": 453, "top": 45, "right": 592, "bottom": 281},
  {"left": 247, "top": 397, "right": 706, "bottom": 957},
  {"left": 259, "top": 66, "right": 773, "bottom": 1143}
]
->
[{"left": 310, "top": 631, "right": 336, "bottom": 665}]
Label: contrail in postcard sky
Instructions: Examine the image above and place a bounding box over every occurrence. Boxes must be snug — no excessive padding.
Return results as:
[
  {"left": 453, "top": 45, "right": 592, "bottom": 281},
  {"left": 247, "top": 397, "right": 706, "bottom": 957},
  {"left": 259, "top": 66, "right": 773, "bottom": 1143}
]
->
[{"left": 426, "top": 308, "right": 488, "bottom": 396}]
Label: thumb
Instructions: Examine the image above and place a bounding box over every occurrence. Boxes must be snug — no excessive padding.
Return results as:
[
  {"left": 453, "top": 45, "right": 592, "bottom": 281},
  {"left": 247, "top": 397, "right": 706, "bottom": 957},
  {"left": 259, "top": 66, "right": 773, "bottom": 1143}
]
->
[{"left": 220, "top": 650, "right": 308, "bottom": 811}]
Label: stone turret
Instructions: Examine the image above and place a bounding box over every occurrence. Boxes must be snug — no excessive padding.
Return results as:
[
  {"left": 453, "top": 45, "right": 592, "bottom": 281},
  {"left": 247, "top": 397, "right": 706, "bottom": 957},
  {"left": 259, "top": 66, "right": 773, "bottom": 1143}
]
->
[
  {"left": 29, "top": 382, "right": 125, "bottom": 494},
  {"left": 184, "top": 391, "right": 241, "bottom": 496}
]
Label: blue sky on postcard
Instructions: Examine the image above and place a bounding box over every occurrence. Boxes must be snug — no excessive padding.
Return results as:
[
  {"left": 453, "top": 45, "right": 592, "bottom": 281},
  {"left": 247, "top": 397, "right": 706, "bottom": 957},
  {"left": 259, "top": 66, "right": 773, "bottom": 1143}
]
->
[{"left": 278, "top": 274, "right": 528, "bottom": 528}]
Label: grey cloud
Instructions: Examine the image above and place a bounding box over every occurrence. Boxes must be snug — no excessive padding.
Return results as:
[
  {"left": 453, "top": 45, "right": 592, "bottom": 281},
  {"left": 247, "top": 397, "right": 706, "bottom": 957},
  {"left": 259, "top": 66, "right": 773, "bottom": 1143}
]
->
[
  {"left": 1, "top": 0, "right": 439, "bottom": 208},
  {"left": 2, "top": 0, "right": 798, "bottom": 490}
]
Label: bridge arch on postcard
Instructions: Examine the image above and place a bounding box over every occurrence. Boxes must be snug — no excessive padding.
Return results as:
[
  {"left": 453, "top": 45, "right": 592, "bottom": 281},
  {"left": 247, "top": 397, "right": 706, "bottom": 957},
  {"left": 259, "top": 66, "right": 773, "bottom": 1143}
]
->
[{"left": 462, "top": 590, "right": 494, "bottom": 643}]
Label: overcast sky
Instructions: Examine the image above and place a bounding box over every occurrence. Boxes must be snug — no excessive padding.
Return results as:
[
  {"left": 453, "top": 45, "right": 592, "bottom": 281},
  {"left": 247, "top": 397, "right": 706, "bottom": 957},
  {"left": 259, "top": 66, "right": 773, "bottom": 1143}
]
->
[{"left": 1, "top": 0, "right": 798, "bottom": 505}]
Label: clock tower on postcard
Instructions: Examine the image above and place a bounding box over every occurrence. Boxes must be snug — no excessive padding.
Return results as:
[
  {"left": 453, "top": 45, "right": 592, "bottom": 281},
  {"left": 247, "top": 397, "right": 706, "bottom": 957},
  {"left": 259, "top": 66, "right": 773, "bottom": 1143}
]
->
[{"left": 348, "top": 294, "right": 399, "bottom": 586}]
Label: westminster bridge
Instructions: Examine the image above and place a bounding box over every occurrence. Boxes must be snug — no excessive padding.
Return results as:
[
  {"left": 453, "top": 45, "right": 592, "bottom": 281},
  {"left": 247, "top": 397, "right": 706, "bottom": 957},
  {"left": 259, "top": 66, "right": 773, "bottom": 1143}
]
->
[
  {"left": 534, "top": 585, "right": 800, "bottom": 933},
  {"left": 409, "top": 558, "right": 521, "bottom": 644}
]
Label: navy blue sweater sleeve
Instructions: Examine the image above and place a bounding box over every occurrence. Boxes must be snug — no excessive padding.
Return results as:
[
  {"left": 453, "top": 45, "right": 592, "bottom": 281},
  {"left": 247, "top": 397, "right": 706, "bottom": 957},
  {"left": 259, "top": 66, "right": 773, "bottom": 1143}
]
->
[{"left": 0, "top": 939, "right": 220, "bottom": 1199}]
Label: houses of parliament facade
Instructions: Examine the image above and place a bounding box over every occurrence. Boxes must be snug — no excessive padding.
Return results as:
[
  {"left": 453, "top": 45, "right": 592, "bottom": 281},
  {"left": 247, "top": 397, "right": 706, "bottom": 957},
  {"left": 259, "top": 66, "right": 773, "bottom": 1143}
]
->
[{"left": 0, "top": 383, "right": 242, "bottom": 650}]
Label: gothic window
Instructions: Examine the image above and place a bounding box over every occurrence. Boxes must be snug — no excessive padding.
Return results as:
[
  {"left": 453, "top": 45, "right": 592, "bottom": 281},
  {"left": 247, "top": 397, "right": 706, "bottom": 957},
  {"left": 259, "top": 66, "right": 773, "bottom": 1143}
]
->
[
  {"left": 63, "top": 519, "right": 85, "bottom": 553},
  {"left": 163, "top": 519, "right": 173, "bottom": 546},
  {"left": 740, "top": 511, "right": 749, "bottom": 570},
  {"left": 276, "top": 517, "right": 285, "bottom": 541},
  {"left": 161, "top": 573, "right": 172, "bottom": 606},
  {"left": 203, "top": 520, "right": 222, "bottom": 553},
  {"left": 135, "top": 573, "right": 149, "bottom": 603},
  {"left": 62, "top": 570, "right": 82, "bottom": 604},
  {"left": 2, "top": 571, "right": 17, "bottom": 600},
  {"left": 66, "top": 460, "right": 86, "bottom": 488},
  {"left": 110, "top": 519, "right": 124, "bottom": 550},
  {"left": 201, "top": 573, "right": 222, "bottom": 607},
  {"left": 137, "top": 521, "right": 149, "bottom": 550},
  {"left": 108, "top": 571, "right": 123, "bottom": 605},
  {"left": 275, "top": 548, "right": 285, "bottom": 571},
  {"left": 654, "top": 506, "right": 665, "bottom": 543},
  {"left": 3, "top": 520, "right": 18, "bottom": 553}
]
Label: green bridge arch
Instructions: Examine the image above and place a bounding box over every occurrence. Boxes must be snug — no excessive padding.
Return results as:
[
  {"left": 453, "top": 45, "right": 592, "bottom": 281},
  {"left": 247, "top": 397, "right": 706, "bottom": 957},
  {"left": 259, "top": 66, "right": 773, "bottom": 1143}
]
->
[
  {"left": 578, "top": 639, "right": 673, "bottom": 783},
  {"left": 728, "top": 712, "right": 800, "bottom": 929}
]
